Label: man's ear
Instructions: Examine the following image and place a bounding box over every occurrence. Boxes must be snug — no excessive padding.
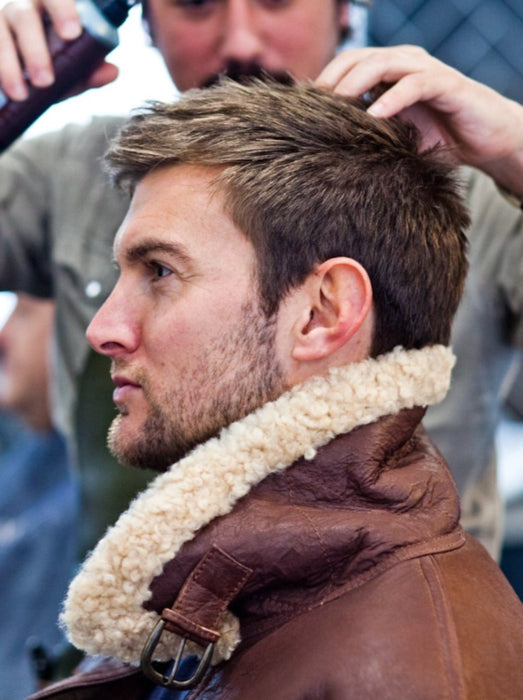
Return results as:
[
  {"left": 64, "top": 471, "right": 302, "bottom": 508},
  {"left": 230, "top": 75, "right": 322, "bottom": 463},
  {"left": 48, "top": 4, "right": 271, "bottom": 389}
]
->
[{"left": 291, "top": 257, "right": 372, "bottom": 363}]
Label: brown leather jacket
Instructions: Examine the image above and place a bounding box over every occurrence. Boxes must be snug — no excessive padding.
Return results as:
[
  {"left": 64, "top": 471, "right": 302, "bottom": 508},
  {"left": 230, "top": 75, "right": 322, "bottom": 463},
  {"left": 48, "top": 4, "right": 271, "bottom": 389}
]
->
[{"left": 30, "top": 406, "right": 523, "bottom": 699}]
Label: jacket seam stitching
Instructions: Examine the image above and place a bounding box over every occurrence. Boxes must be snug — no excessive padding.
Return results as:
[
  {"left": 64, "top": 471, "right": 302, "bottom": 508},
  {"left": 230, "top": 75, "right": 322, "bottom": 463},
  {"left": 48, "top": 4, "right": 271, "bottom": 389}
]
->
[{"left": 417, "top": 555, "right": 467, "bottom": 700}]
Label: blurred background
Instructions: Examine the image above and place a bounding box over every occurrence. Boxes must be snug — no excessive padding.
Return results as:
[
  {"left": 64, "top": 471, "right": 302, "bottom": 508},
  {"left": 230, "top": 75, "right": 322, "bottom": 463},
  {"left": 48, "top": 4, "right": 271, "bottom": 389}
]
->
[{"left": 368, "top": 0, "right": 523, "bottom": 103}]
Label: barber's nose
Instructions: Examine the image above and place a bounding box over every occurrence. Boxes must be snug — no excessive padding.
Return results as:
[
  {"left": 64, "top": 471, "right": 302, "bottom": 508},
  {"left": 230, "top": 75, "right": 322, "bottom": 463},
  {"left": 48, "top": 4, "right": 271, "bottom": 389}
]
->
[
  {"left": 86, "top": 285, "right": 140, "bottom": 358},
  {"left": 221, "top": 1, "right": 263, "bottom": 63}
]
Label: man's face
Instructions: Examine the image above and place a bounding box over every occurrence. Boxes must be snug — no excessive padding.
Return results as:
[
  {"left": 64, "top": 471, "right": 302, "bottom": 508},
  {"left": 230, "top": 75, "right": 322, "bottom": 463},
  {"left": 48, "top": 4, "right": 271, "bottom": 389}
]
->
[
  {"left": 146, "top": 0, "right": 346, "bottom": 91},
  {"left": 86, "top": 165, "right": 288, "bottom": 471},
  {"left": 0, "top": 294, "right": 54, "bottom": 427}
]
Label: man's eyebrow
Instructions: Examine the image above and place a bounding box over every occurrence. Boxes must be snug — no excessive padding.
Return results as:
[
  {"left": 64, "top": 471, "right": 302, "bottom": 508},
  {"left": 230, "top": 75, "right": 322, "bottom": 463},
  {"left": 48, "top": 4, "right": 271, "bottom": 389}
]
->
[{"left": 117, "top": 239, "right": 193, "bottom": 266}]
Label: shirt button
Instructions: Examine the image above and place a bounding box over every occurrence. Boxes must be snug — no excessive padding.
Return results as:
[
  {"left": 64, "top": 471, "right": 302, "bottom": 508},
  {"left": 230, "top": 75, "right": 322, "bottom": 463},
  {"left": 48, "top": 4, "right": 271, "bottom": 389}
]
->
[{"left": 85, "top": 280, "right": 102, "bottom": 299}]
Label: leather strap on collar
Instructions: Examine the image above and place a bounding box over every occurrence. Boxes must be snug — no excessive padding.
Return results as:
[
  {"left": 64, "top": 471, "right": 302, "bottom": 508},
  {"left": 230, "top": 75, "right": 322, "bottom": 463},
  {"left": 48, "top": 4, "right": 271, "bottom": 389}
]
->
[
  {"left": 161, "top": 545, "right": 252, "bottom": 646},
  {"left": 141, "top": 545, "right": 252, "bottom": 689}
]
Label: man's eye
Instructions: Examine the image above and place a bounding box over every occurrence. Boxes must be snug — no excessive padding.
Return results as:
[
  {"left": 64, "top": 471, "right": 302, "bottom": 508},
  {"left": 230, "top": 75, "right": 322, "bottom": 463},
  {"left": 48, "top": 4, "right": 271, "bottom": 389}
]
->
[{"left": 150, "top": 262, "right": 172, "bottom": 280}]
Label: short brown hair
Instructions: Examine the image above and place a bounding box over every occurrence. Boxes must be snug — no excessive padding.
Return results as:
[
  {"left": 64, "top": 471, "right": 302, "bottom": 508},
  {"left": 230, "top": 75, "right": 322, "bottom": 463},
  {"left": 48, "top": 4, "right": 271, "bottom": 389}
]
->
[{"left": 105, "top": 80, "right": 469, "bottom": 356}]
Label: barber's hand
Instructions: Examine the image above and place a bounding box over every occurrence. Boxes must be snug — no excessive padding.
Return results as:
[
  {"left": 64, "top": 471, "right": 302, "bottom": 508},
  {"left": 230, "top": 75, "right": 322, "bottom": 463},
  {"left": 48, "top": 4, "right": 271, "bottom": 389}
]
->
[
  {"left": 0, "top": 0, "right": 118, "bottom": 101},
  {"left": 317, "top": 45, "right": 523, "bottom": 197}
]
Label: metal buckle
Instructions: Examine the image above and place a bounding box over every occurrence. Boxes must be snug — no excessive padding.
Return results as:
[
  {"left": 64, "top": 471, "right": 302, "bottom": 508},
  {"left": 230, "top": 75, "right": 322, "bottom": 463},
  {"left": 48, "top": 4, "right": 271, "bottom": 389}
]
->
[{"left": 140, "top": 618, "right": 215, "bottom": 690}]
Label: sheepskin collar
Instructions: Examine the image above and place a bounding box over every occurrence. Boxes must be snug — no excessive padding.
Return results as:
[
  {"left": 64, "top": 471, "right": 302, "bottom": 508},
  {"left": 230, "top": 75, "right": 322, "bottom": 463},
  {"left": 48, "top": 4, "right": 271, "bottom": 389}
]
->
[{"left": 62, "top": 345, "right": 455, "bottom": 665}]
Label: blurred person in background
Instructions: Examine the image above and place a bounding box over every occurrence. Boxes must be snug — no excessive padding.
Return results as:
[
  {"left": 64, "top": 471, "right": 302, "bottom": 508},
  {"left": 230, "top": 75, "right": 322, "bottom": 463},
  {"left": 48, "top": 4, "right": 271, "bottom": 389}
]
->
[{"left": 0, "top": 293, "right": 78, "bottom": 698}]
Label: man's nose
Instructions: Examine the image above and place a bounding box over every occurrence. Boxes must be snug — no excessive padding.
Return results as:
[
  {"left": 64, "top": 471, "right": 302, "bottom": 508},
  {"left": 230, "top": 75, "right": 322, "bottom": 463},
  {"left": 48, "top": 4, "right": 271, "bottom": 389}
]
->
[
  {"left": 220, "top": 1, "right": 264, "bottom": 64},
  {"left": 86, "top": 288, "right": 139, "bottom": 358}
]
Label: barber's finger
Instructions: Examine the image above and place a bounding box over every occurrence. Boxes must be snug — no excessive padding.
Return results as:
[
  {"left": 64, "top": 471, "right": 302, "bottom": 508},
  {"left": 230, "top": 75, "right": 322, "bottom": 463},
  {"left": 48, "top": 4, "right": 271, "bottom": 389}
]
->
[
  {"left": 0, "top": 15, "right": 29, "bottom": 99},
  {"left": 37, "top": 0, "right": 82, "bottom": 40},
  {"left": 366, "top": 74, "right": 436, "bottom": 118},
  {"left": 78, "top": 61, "right": 119, "bottom": 91},
  {"left": 316, "top": 46, "right": 428, "bottom": 88},
  {"left": 316, "top": 47, "right": 378, "bottom": 88},
  {"left": 316, "top": 46, "right": 434, "bottom": 102},
  {"left": 367, "top": 69, "right": 464, "bottom": 119},
  {"left": 2, "top": 1, "right": 55, "bottom": 87}
]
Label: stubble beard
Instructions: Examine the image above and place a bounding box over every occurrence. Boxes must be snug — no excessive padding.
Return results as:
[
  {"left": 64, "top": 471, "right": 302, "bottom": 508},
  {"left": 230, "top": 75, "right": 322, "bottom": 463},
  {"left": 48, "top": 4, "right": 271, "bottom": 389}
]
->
[{"left": 107, "top": 300, "right": 287, "bottom": 472}]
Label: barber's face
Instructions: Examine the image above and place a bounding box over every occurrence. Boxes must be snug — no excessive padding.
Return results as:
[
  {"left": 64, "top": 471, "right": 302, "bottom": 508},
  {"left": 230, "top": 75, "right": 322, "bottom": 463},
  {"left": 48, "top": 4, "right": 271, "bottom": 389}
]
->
[
  {"left": 146, "top": 0, "right": 346, "bottom": 91},
  {"left": 87, "top": 165, "right": 288, "bottom": 471}
]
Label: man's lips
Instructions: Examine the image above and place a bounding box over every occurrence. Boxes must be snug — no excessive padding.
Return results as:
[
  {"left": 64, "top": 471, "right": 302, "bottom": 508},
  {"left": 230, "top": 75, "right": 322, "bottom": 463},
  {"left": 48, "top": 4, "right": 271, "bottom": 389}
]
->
[{"left": 111, "top": 375, "right": 142, "bottom": 404}]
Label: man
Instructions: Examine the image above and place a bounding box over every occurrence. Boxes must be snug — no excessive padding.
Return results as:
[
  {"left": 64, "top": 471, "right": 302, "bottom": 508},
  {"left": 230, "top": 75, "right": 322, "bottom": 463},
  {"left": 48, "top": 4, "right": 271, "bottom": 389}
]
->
[
  {"left": 30, "top": 80, "right": 523, "bottom": 699},
  {"left": 0, "top": 2, "right": 521, "bottom": 560},
  {"left": 0, "top": 294, "right": 78, "bottom": 697}
]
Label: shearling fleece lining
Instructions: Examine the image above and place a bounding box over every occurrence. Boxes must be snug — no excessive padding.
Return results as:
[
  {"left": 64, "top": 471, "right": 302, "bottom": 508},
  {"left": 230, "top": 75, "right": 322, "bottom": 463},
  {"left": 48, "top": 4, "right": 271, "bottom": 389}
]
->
[{"left": 61, "top": 345, "right": 454, "bottom": 665}]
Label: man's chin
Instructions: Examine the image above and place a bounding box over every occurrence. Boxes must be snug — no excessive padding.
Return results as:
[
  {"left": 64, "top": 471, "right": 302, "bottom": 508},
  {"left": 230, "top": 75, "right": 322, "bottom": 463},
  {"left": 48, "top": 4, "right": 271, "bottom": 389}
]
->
[
  {"left": 107, "top": 415, "right": 190, "bottom": 473},
  {"left": 107, "top": 415, "right": 199, "bottom": 472}
]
